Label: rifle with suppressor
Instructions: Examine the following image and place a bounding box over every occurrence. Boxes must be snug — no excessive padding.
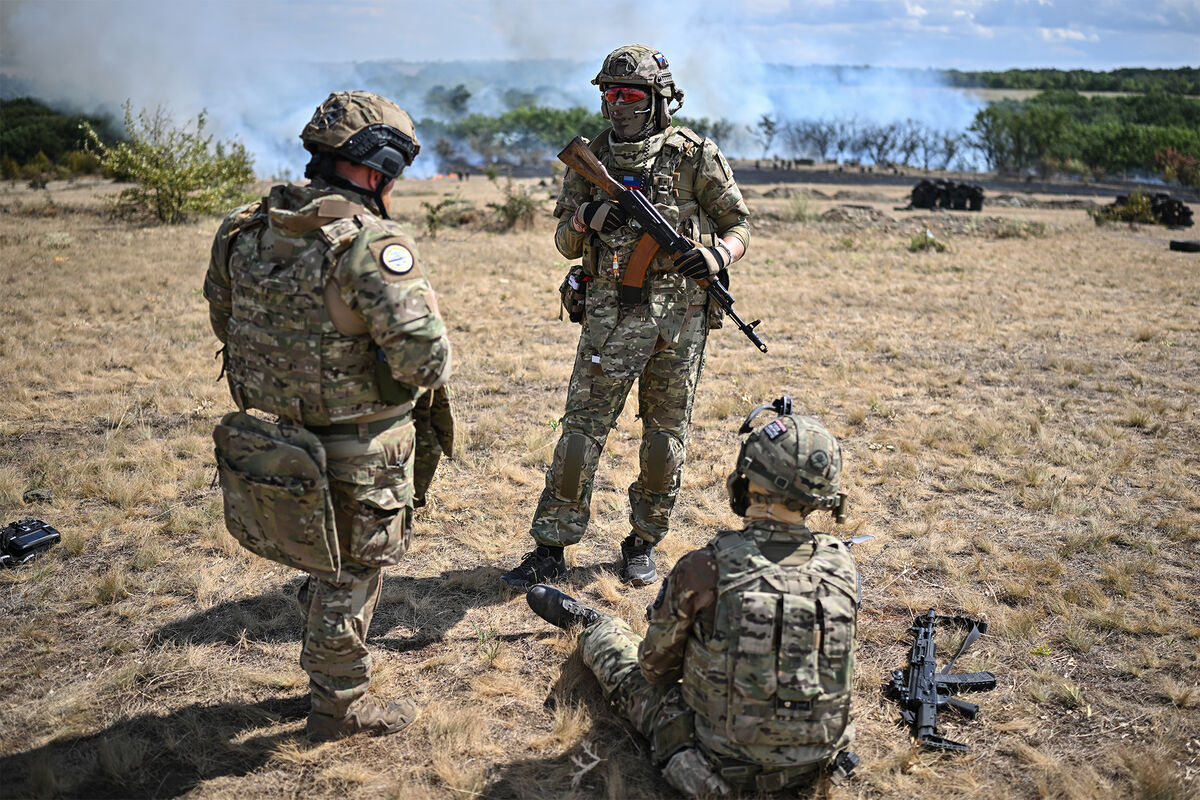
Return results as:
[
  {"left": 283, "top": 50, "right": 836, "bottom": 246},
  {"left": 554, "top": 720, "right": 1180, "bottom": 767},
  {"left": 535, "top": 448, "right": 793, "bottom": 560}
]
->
[
  {"left": 885, "top": 609, "right": 996, "bottom": 752},
  {"left": 557, "top": 136, "right": 768, "bottom": 353}
]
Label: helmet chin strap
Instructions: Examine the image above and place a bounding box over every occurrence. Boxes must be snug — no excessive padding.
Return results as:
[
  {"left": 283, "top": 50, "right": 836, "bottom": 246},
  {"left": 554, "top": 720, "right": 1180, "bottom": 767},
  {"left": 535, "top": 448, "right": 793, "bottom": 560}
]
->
[
  {"left": 372, "top": 184, "right": 390, "bottom": 220},
  {"left": 319, "top": 172, "right": 390, "bottom": 219}
]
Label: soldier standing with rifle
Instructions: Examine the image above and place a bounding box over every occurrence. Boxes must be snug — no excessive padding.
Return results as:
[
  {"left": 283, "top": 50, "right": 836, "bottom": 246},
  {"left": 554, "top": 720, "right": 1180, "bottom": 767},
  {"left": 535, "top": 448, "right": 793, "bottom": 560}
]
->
[
  {"left": 205, "top": 91, "right": 452, "bottom": 740},
  {"left": 502, "top": 44, "right": 752, "bottom": 590}
]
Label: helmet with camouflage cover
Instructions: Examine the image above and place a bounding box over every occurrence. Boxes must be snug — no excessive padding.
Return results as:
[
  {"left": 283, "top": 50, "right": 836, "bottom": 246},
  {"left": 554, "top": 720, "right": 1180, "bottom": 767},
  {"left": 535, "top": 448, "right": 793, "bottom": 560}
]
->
[
  {"left": 592, "top": 44, "right": 684, "bottom": 131},
  {"left": 727, "top": 399, "right": 847, "bottom": 522},
  {"left": 301, "top": 91, "right": 420, "bottom": 181}
]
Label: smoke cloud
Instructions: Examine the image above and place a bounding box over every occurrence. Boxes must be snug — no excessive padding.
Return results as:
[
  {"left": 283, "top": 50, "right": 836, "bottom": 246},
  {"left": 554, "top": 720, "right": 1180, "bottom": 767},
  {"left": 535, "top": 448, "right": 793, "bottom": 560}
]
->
[{"left": 0, "top": 0, "right": 1129, "bottom": 176}]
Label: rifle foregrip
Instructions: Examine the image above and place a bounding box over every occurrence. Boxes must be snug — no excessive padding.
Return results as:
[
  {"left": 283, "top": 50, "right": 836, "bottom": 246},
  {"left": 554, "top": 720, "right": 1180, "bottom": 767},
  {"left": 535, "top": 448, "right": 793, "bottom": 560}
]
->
[{"left": 940, "top": 672, "right": 998, "bottom": 692}]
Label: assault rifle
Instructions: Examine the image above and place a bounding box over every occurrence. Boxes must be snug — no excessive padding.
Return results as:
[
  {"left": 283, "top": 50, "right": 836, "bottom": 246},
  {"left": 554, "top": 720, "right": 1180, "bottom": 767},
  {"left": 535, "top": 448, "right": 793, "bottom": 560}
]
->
[
  {"left": 557, "top": 136, "right": 768, "bottom": 353},
  {"left": 885, "top": 609, "right": 996, "bottom": 752}
]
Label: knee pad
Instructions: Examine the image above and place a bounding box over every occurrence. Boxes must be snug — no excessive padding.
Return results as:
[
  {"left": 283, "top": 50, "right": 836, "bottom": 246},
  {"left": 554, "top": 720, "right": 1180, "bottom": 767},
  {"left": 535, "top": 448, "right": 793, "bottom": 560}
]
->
[
  {"left": 641, "top": 429, "right": 684, "bottom": 493},
  {"left": 556, "top": 431, "right": 597, "bottom": 502}
]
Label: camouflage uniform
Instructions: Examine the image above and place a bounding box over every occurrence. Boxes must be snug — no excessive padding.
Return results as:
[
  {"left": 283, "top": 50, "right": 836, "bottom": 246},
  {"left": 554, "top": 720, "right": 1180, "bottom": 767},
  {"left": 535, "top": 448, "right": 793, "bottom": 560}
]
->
[
  {"left": 579, "top": 520, "right": 859, "bottom": 794},
  {"left": 205, "top": 178, "right": 450, "bottom": 723},
  {"left": 532, "top": 126, "right": 750, "bottom": 549},
  {"left": 412, "top": 385, "right": 454, "bottom": 508}
]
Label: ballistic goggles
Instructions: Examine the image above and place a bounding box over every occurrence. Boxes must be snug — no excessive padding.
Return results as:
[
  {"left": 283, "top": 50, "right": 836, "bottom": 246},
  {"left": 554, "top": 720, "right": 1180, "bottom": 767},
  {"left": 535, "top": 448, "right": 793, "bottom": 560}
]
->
[{"left": 603, "top": 86, "right": 649, "bottom": 104}]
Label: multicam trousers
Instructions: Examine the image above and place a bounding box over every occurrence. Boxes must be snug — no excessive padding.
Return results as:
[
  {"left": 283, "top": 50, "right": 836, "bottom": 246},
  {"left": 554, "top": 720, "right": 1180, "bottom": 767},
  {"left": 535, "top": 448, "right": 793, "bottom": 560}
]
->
[
  {"left": 579, "top": 617, "right": 696, "bottom": 764},
  {"left": 299, "top": 419, "right": 414, "bottom": 717},
  {"left": 530, "top": 306, "right": 708, "bottom": 547}
]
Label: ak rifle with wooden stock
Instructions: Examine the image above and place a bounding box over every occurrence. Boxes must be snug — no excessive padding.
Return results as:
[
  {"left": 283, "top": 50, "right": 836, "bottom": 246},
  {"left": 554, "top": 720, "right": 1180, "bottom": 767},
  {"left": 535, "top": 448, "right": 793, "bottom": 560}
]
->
[{"left": 557, "top": 136, "right": 768, "bottom": 353}]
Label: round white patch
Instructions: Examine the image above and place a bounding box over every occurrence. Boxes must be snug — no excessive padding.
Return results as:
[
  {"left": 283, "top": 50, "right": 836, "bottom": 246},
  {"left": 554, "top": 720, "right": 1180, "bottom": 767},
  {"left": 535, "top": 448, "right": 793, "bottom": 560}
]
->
[{"left": 380, "top": 244, "right": 414, "bottom": 275}]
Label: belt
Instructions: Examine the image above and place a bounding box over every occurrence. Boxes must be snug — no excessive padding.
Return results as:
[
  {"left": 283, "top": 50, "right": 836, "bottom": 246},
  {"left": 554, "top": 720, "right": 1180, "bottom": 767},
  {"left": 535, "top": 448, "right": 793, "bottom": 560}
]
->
[
  {"left": 306, "top": 414, "right": 408, "bottom": 437},
  {"left": 716, "top": 760, "right": 819, "bottom": 793}
]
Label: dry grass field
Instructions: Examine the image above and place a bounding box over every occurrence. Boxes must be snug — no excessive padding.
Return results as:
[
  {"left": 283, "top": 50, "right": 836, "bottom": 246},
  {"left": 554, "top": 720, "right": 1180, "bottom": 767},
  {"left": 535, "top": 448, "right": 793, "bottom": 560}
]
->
[{"left": 0, "top": 170, "right": 1197, "bottom": 800}]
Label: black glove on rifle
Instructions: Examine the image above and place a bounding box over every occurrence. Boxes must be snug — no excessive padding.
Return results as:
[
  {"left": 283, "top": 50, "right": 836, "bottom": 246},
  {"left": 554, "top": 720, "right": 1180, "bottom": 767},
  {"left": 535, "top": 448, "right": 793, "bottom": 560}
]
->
[
  {"left": 673, "top": 242, "right": 730, "bottom": 282},
  {"left": 576, "top": 200, "right": 628, "bottom": 234}
]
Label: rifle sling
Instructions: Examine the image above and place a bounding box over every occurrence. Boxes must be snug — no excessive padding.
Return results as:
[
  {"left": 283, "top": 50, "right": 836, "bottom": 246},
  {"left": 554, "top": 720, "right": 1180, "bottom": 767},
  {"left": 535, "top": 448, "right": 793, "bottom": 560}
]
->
[{"left": 941, "top": 619, "right": 985, "bottom": 675}]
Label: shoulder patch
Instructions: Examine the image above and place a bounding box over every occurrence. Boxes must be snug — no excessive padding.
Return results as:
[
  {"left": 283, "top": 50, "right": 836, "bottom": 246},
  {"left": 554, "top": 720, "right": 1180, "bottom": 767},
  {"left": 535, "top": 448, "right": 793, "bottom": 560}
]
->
[{"left": 380, "top": 243, "right": 414, "bottom": 275}]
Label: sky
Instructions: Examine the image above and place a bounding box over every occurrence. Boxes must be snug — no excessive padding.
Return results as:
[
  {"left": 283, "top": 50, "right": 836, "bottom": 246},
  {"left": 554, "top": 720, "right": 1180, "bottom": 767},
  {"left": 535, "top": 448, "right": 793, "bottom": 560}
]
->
[{"left": 1, "top": 0, "right": 1196, "bottom": 173}]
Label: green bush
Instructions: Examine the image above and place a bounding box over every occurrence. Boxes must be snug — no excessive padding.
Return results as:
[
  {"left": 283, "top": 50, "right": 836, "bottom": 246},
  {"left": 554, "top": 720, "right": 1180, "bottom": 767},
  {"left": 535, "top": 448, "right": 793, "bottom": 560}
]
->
[
  {"left": 1089, "top": 190, "right": 1157, "bottom": 226},
  {"left": 2, "top": 155, "right": 21, "bottom": 180},
  {"left": 21, "top": 151, "right": 51, "bottom": 189},
  {"left": 488, "top": 179, "right": 540, "bottom": 232},
  {"left": 83, "top": 101, "right": 255, "bottom": 224},
  {"left": 908, "top": 229, "right": 947, "bottom": 252},
  {"left": 1155, "top": 148, "right": 1200, "bottom": 188},
  {"left": 60, "top": 149, "right": 102, "bottom": 175},
  {"left": 420, "top": 195, "right": 466, "bottom": 239}
]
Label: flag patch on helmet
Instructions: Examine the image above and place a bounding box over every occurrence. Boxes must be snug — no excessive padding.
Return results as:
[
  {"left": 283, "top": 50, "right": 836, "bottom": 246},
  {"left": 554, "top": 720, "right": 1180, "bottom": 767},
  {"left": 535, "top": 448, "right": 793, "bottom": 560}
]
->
[
  {"left": 622, "top": 176, "right": 642, "bottom": 189},
  {"left": 763, "top": 420, "right": 787, "bottom": 440},
  {"left": 654, "top": 53, "right": 667, "bottom": 68}
]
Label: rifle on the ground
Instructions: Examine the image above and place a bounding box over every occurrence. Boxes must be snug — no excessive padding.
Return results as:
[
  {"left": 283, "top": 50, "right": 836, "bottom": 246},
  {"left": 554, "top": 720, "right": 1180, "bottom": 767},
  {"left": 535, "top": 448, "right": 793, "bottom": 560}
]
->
[
  {"left": 885, "top": 609, "right": 996, "bottom": 752},
  {"left": 557, "top": 136, "right": 767, "bottom": 353}
]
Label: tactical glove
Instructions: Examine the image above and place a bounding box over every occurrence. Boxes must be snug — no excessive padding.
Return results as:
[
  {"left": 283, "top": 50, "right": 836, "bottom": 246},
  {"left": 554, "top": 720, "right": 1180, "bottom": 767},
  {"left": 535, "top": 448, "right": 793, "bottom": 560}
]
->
[
  {"left": 576, "top": 200, "right": 628, "bottom": 234},
  {"left": 673, "top": 242, "right": 730, "bottom": 282}
]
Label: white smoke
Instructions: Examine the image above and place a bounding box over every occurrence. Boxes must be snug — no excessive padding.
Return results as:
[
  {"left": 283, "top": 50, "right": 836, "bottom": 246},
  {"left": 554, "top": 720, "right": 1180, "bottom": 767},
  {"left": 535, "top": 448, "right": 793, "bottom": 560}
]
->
[{"left": 1, "top": 0, "right": 987, "bottom": 176}]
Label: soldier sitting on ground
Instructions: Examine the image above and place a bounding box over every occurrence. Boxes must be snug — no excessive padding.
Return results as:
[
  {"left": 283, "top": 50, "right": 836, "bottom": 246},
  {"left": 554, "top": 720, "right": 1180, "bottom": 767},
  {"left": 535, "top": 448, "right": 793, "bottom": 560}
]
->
[{"left": 525, "top": 401, "right": 861, "bottom": 796}]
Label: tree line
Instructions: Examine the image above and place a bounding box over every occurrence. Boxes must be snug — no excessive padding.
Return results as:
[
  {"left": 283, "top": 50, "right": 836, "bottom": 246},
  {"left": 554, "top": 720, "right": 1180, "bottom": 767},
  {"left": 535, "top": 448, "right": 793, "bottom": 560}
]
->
[
  {"left": 942, "top": 67, "right": 1200, "bottom": 95},
  {"left": 966, "top": 91, "right": 1200, "bottom": 183},
  {"left": 5, "top": 79, "right": 1199, "bottom": 192}
]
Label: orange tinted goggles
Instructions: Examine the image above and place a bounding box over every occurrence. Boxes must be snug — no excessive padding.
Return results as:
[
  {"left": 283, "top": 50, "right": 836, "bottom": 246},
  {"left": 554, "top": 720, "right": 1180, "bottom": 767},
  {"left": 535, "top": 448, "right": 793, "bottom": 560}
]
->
[{"left": 603, "top": 86, "right": 648, "bottom": 104}]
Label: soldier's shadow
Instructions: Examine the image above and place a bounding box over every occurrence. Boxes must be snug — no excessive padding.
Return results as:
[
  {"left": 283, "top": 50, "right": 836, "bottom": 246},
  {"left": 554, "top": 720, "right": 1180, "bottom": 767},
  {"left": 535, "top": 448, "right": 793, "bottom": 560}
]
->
[
  {"left": 482, "top": 648, "right": 670, "bottom": 799},
  {"left": 152, "top": 566, "right": 509, "bottom": 652},
  {"left": 0, "top": 693, "right": 308, "bottom": 800},
  {"left": 372, "top": 566, "right": 515, "bottom": 652}
]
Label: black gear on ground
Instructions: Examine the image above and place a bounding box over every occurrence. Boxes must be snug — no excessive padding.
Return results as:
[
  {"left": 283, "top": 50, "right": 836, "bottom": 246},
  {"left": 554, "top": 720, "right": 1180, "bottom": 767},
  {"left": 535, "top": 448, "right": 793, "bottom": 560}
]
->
[{"left": 910, "top": 179, "right": 985, "bottom": 212}]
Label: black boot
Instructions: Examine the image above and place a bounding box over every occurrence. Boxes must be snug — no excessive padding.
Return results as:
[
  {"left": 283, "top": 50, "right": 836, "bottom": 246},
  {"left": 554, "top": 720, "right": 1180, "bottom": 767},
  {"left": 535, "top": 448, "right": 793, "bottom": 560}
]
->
[
  {"left": 526, "top": 584, "right": 604, "bottom": 630},
  {"left": 500, "top": 545, "right": 568, "bottom": 590},
  {"left": 620, "top": 534, "right": 658, "bottom": 586}
]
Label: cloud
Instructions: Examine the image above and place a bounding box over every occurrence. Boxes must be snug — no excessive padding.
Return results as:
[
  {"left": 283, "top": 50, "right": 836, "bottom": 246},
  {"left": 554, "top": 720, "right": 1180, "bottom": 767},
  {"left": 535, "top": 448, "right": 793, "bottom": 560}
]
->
[
  {"left": 1039, "top": 27, "right": 1100, "bottom": 43},
  {"left": 905, "top": 1, "right": 930, "bottom": 19},
  {"left": 1, "top": 0, "right": 1195, "bottom": 173}
]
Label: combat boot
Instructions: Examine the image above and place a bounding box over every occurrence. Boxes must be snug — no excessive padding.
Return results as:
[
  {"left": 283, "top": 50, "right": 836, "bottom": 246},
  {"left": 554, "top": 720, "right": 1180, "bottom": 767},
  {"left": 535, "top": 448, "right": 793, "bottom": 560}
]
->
[
  {"left": 500, "top": 545, "right": 568, "bottom": 590},
  {"left": 620, "top": 534, "right": 658, "bottom": 586},
  {"left": 526, "top": 584, "right": 605, "bottom": 630},
  {"left": 306, "top": 695, "right": 418, "bottom": 741}
]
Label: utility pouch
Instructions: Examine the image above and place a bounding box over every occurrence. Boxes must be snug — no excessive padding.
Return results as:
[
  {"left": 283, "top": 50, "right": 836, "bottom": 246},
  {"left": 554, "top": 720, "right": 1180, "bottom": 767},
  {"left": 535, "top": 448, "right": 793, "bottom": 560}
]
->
[
  {"left": 559, "top": 264, "right": 589, "bottom": 324},
  {"left": 650, "top": 687, "right": 696, "bottom": 766},
  {"left": 213, "top": 411, "right": 340, "bottom": 581}
]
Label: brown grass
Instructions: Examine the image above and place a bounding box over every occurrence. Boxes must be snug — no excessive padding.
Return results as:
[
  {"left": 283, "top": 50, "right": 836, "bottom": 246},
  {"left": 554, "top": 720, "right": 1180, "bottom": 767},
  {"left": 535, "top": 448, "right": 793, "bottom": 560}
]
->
[{"left": 0, "top": 173, "right": 1197, "bottom": 798}]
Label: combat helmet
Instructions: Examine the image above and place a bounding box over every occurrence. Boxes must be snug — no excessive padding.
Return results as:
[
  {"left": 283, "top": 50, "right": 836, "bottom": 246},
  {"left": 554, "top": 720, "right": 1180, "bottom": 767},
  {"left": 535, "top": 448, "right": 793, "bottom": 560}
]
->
[
  {"left": 726, "top": 397, "right": 847, "bottom": 522},
  {"left": 592, "top": 44, "right": 684, "bottom": 131},
  {"left": 300, "top": 91, "right": 420, "bottom": 216}
]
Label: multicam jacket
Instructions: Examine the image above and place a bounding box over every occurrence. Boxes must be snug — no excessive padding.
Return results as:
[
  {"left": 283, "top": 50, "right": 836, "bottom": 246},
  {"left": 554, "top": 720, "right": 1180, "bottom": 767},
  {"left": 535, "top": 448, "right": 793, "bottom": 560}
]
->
[
  {"left": 552, "top": 126, "right": 750, "bottom": 380},
  {"left": 204, "top": 181, "right": 451, "bottom": 426},
  {"left": 640, "top": 520, "right": 859, "bottom": 768}
]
